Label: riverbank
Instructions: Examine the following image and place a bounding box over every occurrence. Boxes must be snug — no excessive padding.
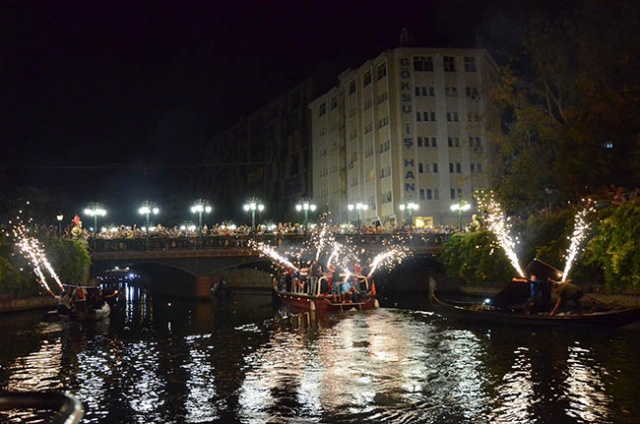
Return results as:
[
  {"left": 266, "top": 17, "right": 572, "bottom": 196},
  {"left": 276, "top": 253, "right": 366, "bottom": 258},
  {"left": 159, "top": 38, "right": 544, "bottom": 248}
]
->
[{"left": 0, "top": 295, "right": 57, "bottom": 314}]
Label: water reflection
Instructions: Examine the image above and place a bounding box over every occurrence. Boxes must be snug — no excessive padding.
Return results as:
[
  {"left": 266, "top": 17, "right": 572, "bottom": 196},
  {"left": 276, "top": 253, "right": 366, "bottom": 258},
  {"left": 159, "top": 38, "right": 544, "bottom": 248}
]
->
[
  {"left": 1, "top": 285, "right": 639, "bottom": 423},
  {"left": 563, "top": 344, "right": 612, "bottom": 423}
]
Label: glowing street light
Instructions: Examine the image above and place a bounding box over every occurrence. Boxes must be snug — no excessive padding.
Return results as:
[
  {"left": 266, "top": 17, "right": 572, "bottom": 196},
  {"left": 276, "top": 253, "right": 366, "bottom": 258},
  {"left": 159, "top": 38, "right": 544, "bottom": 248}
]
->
[
  {"left": 348, "top": 202, "right": 368, "bottom": 232},
  {"left": 191, "top": 200, "right": 212, "bottom": 230},
  {"left": 399, "top": 202, "right": 419, "bottom": 234},
  {"left": 84, "top": 203, "right": 106, "bottom": 235},
  {"left": 451, "top": 201, "right": 471, "bottom": 229},
  {"left": 56, "top": 213, "right": 64, "bottom": 237},
  {"left": 295, "top": 200, "right": 316, "bottom": 234},
  {"left": 138, "top": 201, "right": 159, "bottom": 232},
  {"left": 243, "top": 199, "right": 264, "bottom": 236}
]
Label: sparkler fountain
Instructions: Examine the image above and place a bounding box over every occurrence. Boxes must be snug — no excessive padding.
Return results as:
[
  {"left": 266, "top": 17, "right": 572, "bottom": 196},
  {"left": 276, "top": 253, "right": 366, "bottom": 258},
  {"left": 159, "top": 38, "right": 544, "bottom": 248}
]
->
[
  {"left": 476, "top": 191, "right": 525, "bottom": 278},
  {"left": 5, "top": 207, "right": 64, "bottom": 296},
  {"left": 561, "top": 199, "right": 595, "bottom": 281}
]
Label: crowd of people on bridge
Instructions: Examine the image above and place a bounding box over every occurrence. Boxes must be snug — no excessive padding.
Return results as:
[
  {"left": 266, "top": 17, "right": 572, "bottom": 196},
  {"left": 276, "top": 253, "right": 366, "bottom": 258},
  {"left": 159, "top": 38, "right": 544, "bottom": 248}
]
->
[{"left": 57, "top": 220, "right": 460, "bottom": 240}]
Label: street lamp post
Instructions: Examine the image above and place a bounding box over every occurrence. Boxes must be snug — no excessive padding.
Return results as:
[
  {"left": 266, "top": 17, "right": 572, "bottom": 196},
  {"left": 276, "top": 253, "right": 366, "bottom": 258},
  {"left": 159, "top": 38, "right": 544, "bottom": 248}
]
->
[
  {"left": 295, "top": 200, "right": 316, "bottom": 234},
  {"left": 84, "top": 203, "right": 107, "bottom": 236},
  {"left": 451, "top": 201, "right": 471, "bottom": 230},
  {"left": 243, "top": 199, "right": 264, "bottom": 236},
  {"left": 348, "top": 202, "right": 368, "bottom": 233},
  {"left": 399, "top": 202, "right": 419, "bottom": 234},
  {"left": 138, "top": 202, "right": 159, "bottom": 233},
  {"left": 191, "top": 200, "right": 212, "bottom": 231},
  {"left": 56, "top": 213, "right": 64, "bottom": 237}
]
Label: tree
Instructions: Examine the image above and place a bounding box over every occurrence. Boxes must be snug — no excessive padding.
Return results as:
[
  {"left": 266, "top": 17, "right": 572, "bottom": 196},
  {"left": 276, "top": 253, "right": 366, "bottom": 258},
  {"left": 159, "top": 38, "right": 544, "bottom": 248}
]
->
[{"left": 488, "top": 1, "right": 640, "bottom": 214}]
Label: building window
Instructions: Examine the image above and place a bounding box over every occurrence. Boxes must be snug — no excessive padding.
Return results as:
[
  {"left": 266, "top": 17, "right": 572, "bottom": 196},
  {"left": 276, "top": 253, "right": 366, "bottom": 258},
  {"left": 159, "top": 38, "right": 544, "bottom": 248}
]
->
[
  {"left": 417, "top": 111, "right": 436, "bottom": 122},
  {"left": 449, "top": 163, "right": 454, "bottom": 173},
  {"left": 330, "top": 96, "right": 338, "bottom": 110},
  {"left": 466, "top": 86, "right": 479, "bottom": 99},
  {"left": 432, "top": 163, "right": 438, "bottom": 173},
  {"left": 456, "top": 163, "right": 461, "bottom": 173},
  {"left": 377, "top": 91, "right": 388, "bottom": 104},
  {"left": 363, "top": 71, "right": 372, "bottom": 86},
  {"left": 445, "top": 87, "right": 458, "bottom": 97},
  {"left": 364, "top": 98, "right": 373, "bottom": 109},
  {"left": 349, "top": 80, "right": 356, "bottom": 95},
  {"left": 446, "top": 112, "right": 459, "bottom": 122},
  {"left": 444, "top": 56, "right": 456, "bottom": 72},
  {"left": 377, "top": 62, "right": 387, "bottom": 80},
  {"left": 447, "top": 137, "right": 460, "bottom": 147},
  {"left": 464, "top": 56, "right": 477, "bottom": 72},
  {"left": 415, "top": 86, "right": 435, "bottom": 96},
  {"left": 420, "top": 189, "right": 426, "bottom": 200},
  {"left": 431, "top": 137, "right": 437, "bottom": 147},
  {"left": 426, "top": 189, "right": 432, "bottom": 200},
  {"left": 419, "top": 163, "right": 424, "bottom": 173},
  {"left": 468, "top": 112, "right": 480, "bottom": 122},
  {"left": 414, "top": 56, "right": 433, "bottom": 72},
  {"left": 450, "top": 189, "right": 456, "bottom": 200}
]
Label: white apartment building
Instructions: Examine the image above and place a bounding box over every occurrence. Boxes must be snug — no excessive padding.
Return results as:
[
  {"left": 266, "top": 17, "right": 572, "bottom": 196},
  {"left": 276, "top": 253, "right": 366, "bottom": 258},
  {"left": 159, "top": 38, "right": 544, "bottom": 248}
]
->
[{"left": 310, "top": 47, "right": 498, "bottom": 228}]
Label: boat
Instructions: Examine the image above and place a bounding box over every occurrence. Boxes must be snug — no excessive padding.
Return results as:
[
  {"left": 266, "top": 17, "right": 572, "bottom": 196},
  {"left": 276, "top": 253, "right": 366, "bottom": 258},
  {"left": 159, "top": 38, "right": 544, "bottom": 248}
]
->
[
  {"left": 275, "top": 275, "right": 380, "bottom": 312},
  {"left": 43, "top": 286, "right": 112, "bottom": 322},
  {"left": 430, "top": 260, "right": 640, "bottom": 328},
  {"left": 431, "top": 290, "right": 640, "bottom": 328}
]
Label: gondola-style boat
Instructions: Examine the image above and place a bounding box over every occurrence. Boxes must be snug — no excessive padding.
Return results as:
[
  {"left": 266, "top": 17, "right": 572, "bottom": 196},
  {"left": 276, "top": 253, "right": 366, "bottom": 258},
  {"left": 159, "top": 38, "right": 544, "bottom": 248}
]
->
[
  {"left": 275, "top": 275, "right": 379, "bottom": 312},
  {"left": 431, "top": 260, "right": 640, "bottom": 328}
]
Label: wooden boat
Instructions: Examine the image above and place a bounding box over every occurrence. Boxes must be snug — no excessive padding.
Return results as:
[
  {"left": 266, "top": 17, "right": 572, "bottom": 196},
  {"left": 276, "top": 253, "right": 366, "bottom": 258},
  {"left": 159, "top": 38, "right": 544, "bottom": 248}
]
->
[
  {"left": 431, "top": 290, "right": 640, "bottom": 329},
  {"left": 275, "top": 275, "right": 379, "bottom": 312}
]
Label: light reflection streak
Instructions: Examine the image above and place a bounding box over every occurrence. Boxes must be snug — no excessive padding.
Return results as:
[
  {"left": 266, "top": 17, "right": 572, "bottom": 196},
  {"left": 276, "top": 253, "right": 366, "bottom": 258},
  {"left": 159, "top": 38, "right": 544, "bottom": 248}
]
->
[
  {"left": 487, "top": 347, "right": 535, "bottom": 423},
  {"left": 122, "top": 341, "right": 166, "bottom": 422},
  {"left": 562, "top": 345, "right": 612, "bottom": 422},
  {"left": 6, "top": 338, "right": 63, "bottom": 392},
  {"left": 75, "top": 349, "right": 112, "bottom": 422},
  {"left": 237, "top": 310, "right": 490, "bottom": 421},
  {"left": 183, "top": 334, "right": 218, "bottom": 423}
]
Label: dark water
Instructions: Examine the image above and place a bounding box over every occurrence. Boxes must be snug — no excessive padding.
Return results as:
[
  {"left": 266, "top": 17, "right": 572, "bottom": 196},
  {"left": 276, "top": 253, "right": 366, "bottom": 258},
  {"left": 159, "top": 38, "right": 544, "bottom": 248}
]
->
[{"left": 1, "top": 284, "right": 640, "bottom": 424}]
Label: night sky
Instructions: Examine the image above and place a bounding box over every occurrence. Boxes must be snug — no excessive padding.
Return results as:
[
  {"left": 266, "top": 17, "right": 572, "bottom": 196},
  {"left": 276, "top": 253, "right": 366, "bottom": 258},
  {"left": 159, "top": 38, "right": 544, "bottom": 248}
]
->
[{"left": 1, "top": 0, "right": 566, "bottom": 223}]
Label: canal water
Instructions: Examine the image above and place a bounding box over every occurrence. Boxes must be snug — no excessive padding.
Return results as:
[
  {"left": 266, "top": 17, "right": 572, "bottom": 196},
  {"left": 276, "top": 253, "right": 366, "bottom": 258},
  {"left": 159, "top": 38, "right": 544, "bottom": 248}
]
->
[{"left": 1, "top": 283, "right": 639, "bottom": 423}]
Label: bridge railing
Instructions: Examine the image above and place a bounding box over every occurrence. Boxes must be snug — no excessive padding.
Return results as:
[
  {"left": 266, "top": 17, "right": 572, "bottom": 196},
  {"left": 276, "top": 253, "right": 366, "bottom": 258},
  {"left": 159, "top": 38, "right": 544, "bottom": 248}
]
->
[{"left": 88, "top": 233, "right": 451, "bottom": 253}]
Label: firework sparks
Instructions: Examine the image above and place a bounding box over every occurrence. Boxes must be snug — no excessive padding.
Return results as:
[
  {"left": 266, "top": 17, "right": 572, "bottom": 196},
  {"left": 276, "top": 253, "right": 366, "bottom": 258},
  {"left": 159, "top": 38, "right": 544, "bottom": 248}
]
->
[
  {"left": 477, "top": 192, "right": 525, "bottom": 277},
  {"left": 248, "top": 216, "right": 413, "bottom": 281},
  {"left": 250, "top": 240, "right": 299, "bottom": 271},
  {"left": 562, "top": 200, "right": 594, "bottom": 281},
  {"left": 366, "top": 247, "right": 409, "bottom": 278},
  {"left": 6, "top": 212, "right": 64, "bottom": 296}
]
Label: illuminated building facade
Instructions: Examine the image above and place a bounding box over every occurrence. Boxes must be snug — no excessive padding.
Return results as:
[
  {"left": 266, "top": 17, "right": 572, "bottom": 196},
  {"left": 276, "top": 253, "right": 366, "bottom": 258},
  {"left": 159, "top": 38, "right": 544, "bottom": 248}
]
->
[{"left": 310, "top": 47, "right": 498, "bottom": 228}]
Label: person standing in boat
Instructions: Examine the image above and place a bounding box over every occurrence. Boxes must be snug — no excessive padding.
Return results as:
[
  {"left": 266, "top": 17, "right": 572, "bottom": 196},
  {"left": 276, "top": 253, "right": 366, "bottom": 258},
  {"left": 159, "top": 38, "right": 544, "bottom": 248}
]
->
[
  {"left": 549, "top": 280, "right": 584, "bottom": 315},
  {"left": 512, "top": 274, "right": 540, "bottom": 314},
  {"left": 72, "top": 286, "right": 88, "bottom": 313},
  {"left": 309, "top": 260, "right": 322, "bottom": 296}
]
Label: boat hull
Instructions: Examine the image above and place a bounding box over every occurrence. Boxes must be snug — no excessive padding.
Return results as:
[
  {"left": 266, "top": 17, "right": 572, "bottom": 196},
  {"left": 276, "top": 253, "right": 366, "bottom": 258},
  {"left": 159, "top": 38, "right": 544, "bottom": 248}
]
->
[
  {"left": 431, "top": 291, "right": 640, "bottom": 328},
  {"left": 44, "top": 303, "right": 111, "bottom": 322},
  {"left": 276, "top": 292, "right": 379, "bottom": 312}
]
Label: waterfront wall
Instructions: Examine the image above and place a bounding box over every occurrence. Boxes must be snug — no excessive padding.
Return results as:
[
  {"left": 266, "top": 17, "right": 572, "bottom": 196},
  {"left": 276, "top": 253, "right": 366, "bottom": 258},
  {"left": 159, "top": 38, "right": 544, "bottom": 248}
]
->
[{"left": 0, "top": 295, "right": 56, "bottom": 314}]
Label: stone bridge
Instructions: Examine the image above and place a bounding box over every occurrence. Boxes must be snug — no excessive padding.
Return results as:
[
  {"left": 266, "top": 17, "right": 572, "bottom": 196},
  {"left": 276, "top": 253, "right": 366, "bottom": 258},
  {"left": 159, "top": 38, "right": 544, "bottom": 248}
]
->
[{"left": 89, "top": 233, "right": 449, "bottom": 298}]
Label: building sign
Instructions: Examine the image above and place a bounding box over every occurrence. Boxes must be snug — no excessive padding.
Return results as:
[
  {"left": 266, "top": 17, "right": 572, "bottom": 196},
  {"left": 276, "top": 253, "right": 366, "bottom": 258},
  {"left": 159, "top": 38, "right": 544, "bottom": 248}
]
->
[{"left": 400, "top": 57, "right": 415, "bottom": 193}]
